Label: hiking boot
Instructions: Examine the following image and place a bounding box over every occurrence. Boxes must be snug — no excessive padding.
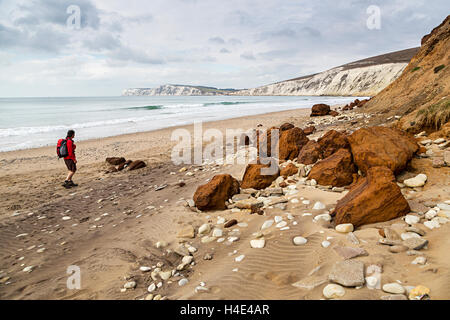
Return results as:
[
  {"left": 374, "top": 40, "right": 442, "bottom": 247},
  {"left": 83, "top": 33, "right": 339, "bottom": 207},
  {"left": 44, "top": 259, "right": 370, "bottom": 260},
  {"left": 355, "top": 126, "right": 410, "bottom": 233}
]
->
[
  {"left": 63, "top": 181, "right": 72, "bottom": 189},
  {"left": 68, "top": 181, "right": 78, "bottom": 187}
]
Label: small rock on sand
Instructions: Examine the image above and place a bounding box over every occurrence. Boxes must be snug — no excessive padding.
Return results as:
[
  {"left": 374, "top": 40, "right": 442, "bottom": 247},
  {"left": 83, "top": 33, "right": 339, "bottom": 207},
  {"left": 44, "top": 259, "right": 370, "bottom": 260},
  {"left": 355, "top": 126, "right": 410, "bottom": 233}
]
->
[
  {"left": 124, "top": 281, "right": 136, "bottom": 289},
  {"left": 323, "top": 284, "right": 346, "bottom": 299},
  {"left": 382, "top": 283, "right": 405, "bottom": 294},
  {"left": 293, "top": 237, "right": 308, "bottom": 245},
  {"left": 261, "top": 220, "right": 274, "bottom": 230},
  {"left": 335, "top": 223, "right": 354, "bottom": 233},
  {"left": 178, "top": 279, "right": 188, "bottom": 287},
  {"left": 322, "top": 241, "right": 331, "bottom": 248},
  {"left": 333, "top": 246, "right": 368, "bottom": 260},
  {"left": 313, "top": 201, "right": 326, "bottom": 210},
  {"left": 403, "top": 174, "right": 427, "bottom": 188},
  {"left": 198, "top": 224, "right": 211, "bottom": 235},
  {"left": 328, "top": 260, "right": 365, "bottom": 287},
  {"left": 177, "top": 225, "right": 195, "bottom": 238},
  {"left": 389, "top": 245, "right": 408, "bottom": 253},
  {"left": 250, "top": 239, "right": 265, "bottom": 248},
  {"left": 403, "top": 237, "right": 428, "bottom": 250},
  {"left": 411, "top": 256, "right": 427, "bottom": 265},
  {"left": 404, "top": 214, "right": 420, "bottom": 225},
  {"left": 224, "top": 219, "right": 238, "bottom": 228}
]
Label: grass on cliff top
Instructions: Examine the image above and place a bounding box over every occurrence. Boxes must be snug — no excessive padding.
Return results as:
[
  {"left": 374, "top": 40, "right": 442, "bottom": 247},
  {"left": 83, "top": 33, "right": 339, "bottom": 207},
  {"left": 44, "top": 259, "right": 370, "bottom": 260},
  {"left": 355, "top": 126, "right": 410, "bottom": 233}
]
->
[{"left": 416, "top": 99, "right": 450, "bottom": 129}]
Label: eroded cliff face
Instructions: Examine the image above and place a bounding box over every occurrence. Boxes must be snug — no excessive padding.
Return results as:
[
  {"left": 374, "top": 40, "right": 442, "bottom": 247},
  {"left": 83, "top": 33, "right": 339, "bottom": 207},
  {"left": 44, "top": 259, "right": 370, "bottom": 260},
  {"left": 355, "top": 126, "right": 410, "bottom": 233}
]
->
[
  {"left": 122, "top": 85, "right": 236, "bottom": 96},
  {"left": 235, "top": 63, "right": 408, "bottom": 97},
  {"left": 362, "top": 15, "right": 450, "bottom": 133}
]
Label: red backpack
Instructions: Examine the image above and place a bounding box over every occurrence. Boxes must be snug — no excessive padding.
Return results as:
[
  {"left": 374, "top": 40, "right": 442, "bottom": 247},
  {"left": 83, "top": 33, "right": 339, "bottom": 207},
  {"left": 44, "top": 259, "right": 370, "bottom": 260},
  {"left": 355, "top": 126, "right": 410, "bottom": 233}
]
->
[{"left": 57, "top": 139, "right": 69, "bottom": 158}]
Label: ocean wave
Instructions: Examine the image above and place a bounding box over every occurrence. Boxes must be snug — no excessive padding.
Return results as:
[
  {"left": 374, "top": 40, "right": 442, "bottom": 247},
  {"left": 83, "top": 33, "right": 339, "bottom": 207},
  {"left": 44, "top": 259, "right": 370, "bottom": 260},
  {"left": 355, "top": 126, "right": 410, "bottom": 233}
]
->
[
  {"left": 126, "top": 105, "right": 163, "bottom": 110},
  {"left": 0, "top": 116, "right": 156, "bottom": 138},
  {"left": 203, "top": 101, "right": 254, "bottom": 107}
]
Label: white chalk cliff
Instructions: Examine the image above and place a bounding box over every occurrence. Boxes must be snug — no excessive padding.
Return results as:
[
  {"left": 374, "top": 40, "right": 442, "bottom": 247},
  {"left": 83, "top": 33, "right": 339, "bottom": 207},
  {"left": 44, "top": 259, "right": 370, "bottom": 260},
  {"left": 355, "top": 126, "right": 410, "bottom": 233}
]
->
[
  {"left": 123, "top": 48, "right": 418, "bottom": 97},
  {"left": 235, "top": 63, "right": 407, "bottom": 97},
  {"left": 235, "top": 48, "right": 419, "bottom": 97},
  {"left": 122, "top": 85, "right": 237, "bottom": 96}
]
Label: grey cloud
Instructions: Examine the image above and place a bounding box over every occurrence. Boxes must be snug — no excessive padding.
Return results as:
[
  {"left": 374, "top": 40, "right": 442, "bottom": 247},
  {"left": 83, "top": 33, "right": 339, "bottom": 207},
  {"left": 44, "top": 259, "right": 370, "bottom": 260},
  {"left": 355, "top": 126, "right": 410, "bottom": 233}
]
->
[
  {"left": 228, "top": 38, "right": 242, "bottom": 45},
  {"left": 83, "top": 32, "right": 122, "bottom": 51},
  {"left": 209, "top": 36, "right": 226, "bottom": 44},
  {"left": 0, "top": 23, "right": 69, "bottom": 52},
  {"left": 240, "top": 52, "right": 256, "bottom": 60},
  {"left": 220, "top": 48, "right": 231, "bottom": 53},
  {"left": 109, "top": 47, "right": 165, "bottom": 65}
]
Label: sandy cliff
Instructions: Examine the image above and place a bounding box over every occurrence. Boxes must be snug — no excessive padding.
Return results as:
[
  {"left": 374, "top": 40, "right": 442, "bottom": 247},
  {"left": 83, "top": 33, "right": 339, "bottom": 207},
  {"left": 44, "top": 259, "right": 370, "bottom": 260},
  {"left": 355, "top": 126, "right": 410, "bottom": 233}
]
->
[{"left": 363, "top": 15, "right": 450, "bottom": 132}]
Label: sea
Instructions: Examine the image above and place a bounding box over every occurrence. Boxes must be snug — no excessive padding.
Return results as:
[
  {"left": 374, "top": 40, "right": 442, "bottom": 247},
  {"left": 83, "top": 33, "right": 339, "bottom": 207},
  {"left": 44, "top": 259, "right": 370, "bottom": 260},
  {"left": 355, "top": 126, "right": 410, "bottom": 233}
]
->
[{"left": 0, "top": 95, "right": 364, "bottom": 152}]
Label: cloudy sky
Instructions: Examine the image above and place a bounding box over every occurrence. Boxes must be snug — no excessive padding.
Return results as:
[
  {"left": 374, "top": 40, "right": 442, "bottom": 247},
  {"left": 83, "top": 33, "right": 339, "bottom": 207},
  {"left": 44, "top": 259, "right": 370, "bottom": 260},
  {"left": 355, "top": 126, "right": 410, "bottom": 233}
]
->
[{"left": 0, "top": 0, "right": 448, "bottom": 97}]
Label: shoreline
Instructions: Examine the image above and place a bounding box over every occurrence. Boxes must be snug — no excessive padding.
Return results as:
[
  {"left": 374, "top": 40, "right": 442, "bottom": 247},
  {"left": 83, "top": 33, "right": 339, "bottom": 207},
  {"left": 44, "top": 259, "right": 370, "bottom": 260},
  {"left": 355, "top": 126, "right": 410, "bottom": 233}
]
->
[
  {"left": 0, "top": 106, "right": 320, "bottom": 176},
  {"left": 0, "top": 107, "right": 310, "bottom": 155}
]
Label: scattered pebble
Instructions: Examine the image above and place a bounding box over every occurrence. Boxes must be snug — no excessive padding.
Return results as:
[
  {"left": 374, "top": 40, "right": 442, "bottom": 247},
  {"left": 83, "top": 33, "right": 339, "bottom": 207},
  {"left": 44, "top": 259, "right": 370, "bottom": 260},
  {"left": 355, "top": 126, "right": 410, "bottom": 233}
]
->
[
  {"left": 382, "top": 283, "right": 405, "bottom": 294},
  {"left": 335, "top": 223, "right": 354, "bottom": 233},
  {"left": 323, "top": 284, "right": 346, "bottom": 299},
  {"left": 293, "top": 236, "right": 308, "bottom": 245},
  {"left": 250, "top": 239, "right": 265, "bottom": 248}
]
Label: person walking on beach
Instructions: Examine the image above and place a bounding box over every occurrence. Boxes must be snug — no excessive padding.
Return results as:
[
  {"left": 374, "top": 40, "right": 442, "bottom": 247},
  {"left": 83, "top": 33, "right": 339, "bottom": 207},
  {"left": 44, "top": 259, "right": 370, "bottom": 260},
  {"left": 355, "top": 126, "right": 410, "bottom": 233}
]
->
[{"left": 63, "top": 130, "right": 78, "bottom": 189}]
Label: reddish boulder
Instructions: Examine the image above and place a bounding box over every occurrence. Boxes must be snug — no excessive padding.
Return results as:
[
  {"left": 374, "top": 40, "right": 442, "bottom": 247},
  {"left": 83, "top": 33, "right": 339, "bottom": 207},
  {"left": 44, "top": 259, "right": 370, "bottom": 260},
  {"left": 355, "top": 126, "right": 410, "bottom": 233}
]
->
[
  {"left": 348, "top": 126, "right": 419, "bottom": 175},
  {"left": 318, "top": 130, "right": 350, "bottom": 158},
  {"left": 332, "top": 166, "right": 410, "bottom": 227},
  {"left": 297, "top": 140, "right": 323, "bottom": 165},
  {"left": 303, "top": 126, "right": 316, "bottom": 136},
  {"left": 241, "top": 163, "right": 280, "bottom": 190},
  {"left": 311, "top": 104, "right": 331, "bottom": 117},
  {"left": 118, "top": 160, "right": 132, "bottom": 171},
  {"left": 278, "top": 127, "right": 309, "bottom": 160},
  {"left": 106, "top": 157, "right": 126, "bottom": 165},
  {"left": 280, "top": 123, "right": 295, "bottom": 131},
  {"left": 330, "top": 110, "right": 340, "bottom": 117},
  {"left": 308, "top": 149, "right": 356, "bottom": 187},
  {"left": 128, "top": 160, "right": 146, "bottom": 171},
  {"left": 194, "top": 174, "right": 240, "bottom": 211},
  {"left": 280, "top": 163, "right": 299, "bottom": 177}
]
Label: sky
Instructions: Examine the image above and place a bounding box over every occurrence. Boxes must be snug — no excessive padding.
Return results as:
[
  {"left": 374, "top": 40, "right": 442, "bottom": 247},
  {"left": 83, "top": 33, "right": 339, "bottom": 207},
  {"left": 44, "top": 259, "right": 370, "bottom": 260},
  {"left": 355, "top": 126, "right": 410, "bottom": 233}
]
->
[{"left": 0, "top": 0, "right": 448, "bottom": 97}]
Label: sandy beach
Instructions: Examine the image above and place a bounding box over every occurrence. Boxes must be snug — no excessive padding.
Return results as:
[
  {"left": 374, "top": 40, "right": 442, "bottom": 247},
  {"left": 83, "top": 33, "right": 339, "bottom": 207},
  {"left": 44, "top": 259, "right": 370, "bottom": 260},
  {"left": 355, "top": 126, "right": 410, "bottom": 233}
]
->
[{"left": 0, "top": 105, "right": 449, "bottom": 300}]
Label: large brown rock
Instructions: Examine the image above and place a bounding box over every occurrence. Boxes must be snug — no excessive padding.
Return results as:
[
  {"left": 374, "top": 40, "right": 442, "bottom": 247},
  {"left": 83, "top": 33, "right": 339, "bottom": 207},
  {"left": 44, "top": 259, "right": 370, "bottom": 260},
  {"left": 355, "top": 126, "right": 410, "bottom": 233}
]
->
[
  {"left": 128, "top": 160, "right": 146, "bottom": 171},
  {"left": 303, "top": 126, "right": 316, "bottom": 136},
  {"left": 331, "top": 166, "right": 410, "bottom": 227},
  {"left": 329, "top": 110, "right": 340, "bottom": 117},
  {"left": 318, "top": 130, "right": 350, "bottom": 158},
  {"left": 297, "top": 140, "right": 323, "bottom": 165},
  {"left": 308, "top": 149, "right": 356, "bottom": 187},
  {"left": 278, "top": 127, "right": 309, "bottom": 160},
  {"left": 348, "top": 126, "right": 419, "bottom": 175},
  {"left": 280, "top": 123, "right": 295, "bottom": 131},
  {"left": 311, "top": 104, "right": 331, "bottom": 117},
  {"left": 241, "top": 163, "right": 280, "bottom": 190},
  {"left": 280, "top": 163, "right": 298, "bottom": 177},
  {"left": 193, "top": 174, "right": 240, "bottom": 211},
  {"left": 106, "top": 157, "right": 126, "bottom": 165}
]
